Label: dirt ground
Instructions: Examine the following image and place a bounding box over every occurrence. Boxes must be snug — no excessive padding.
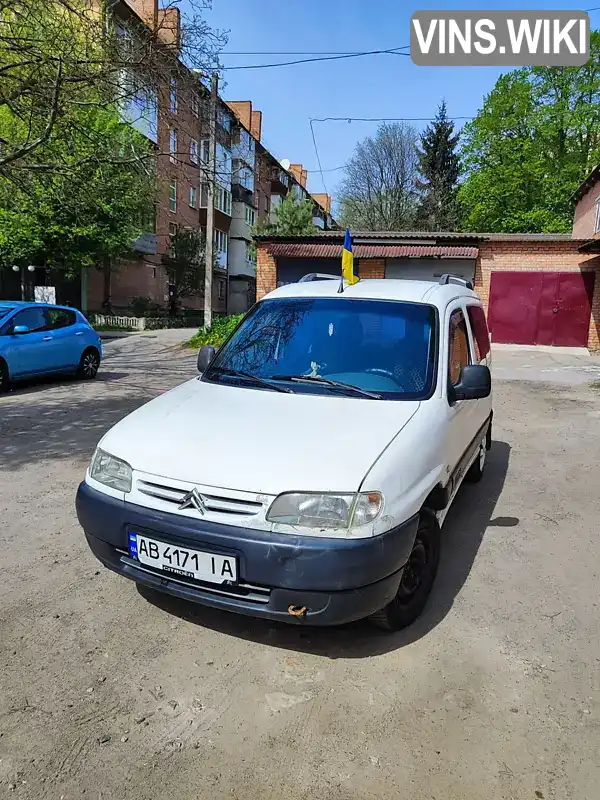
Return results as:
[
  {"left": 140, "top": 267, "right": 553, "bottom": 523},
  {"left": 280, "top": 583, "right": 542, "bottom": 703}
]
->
[{"left": 1, "top": 335, "right": 600, "bottom": 800}]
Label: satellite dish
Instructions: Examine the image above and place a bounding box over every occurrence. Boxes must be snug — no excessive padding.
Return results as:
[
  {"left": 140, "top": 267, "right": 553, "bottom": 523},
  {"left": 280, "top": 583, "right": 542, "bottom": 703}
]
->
[{"left": 280, "top": 158, "right": 291, "bottom": 171}]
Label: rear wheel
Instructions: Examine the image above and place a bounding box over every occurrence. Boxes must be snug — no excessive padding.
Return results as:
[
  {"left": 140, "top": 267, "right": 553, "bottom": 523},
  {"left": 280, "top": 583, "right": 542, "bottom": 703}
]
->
[
  {"left": 0, "top": 359, "right": 8, "bottom": 392},
  {"left": 370, "top": 511, "right": 440, "bottom": 631},
  {"left": 77, "top": 347, "right": 100, "bottom": 380}
]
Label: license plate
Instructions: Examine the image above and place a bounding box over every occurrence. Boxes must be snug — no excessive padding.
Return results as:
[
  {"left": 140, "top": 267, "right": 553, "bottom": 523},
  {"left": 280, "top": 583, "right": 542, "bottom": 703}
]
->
[{"left": 128, "top": 533, "right": 237, "bottom": 584}]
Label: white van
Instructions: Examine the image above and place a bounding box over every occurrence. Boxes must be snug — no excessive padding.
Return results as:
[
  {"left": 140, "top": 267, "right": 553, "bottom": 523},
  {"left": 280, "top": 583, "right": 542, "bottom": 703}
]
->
[{"left": 76, "top": 275, "right": 492, "bottom": 631}]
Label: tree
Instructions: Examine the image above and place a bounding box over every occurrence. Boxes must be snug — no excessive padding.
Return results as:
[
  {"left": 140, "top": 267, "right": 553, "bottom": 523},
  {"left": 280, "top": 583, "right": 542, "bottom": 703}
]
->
[
  {"left": 338, "top": 122, "right": 420, "bottom": 230},
  {"left": 0, "top": 0, "right": 225, "bottom": 176},
  {"left": 163, "top": 227, "right": 206, "bottom": 315},
  {"left": 415, "top": 101, "right": 461, "bottom": 231},
  {"left": 253, "top": 193, "right": 317, "bottom": 236},
  {"left": 459, "top": 33, "right": 600, "bottom": 233},
  {"left": 0, "top": 105, "right": 156, "bottom": 288}
]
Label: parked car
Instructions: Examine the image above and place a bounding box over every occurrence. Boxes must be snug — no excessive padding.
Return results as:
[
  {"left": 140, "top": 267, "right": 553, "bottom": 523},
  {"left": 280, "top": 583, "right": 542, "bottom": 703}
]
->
[
  {"left": 0, "top": 301, "right": 102, "bottom": 391},
  {"left": 76, "top": 275, "right": 492, "bottom": 630}
]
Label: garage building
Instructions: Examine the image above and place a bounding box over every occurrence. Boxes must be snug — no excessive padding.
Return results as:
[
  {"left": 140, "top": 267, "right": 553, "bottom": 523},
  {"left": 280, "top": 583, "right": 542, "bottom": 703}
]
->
[{"left": 255, "top": 231, "right": 600, "bottom": 351}]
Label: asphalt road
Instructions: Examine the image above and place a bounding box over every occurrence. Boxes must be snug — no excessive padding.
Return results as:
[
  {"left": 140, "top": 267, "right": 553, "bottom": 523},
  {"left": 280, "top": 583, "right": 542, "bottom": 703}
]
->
[{"left": 1, "top": 336, "right": 600, "bottom": 800}]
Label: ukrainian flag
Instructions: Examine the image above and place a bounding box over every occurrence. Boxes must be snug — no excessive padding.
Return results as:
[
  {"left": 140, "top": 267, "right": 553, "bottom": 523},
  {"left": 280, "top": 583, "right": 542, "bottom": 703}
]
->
[{"left": 342, "top": 227, "right": 358, "bottom": 285}]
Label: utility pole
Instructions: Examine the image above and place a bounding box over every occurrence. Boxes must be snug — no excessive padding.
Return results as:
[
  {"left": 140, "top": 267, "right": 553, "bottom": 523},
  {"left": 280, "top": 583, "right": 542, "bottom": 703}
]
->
[{"left": 203, "top": 72, "right": 218, "bottom": 330}]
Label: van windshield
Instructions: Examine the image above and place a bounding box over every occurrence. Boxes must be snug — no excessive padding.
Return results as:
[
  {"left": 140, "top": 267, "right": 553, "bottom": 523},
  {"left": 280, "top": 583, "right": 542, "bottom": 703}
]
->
[{"left": 204, "top": 297, "right": 438, "bottom": 400}]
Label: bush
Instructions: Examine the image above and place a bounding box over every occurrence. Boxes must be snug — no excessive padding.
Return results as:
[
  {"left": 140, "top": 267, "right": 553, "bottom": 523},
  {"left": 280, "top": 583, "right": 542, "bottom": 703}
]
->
[
  {"left": 185, "top": 314, "right": 244, "bottom": 349},
  {"left": 129, "top": 296, "right": 152, "bottom": 317}
]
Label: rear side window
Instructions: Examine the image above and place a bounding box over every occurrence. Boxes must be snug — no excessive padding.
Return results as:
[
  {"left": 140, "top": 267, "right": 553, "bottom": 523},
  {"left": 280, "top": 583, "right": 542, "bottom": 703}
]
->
[
  {"left": 448, "top": 310, "right": 471, "bottom": 385},
  {"left": 467, "top": 305, "right": 490, "bottom": 361},
  {"left": 47, "top": 308, "right": 76, "bottom": 329}
]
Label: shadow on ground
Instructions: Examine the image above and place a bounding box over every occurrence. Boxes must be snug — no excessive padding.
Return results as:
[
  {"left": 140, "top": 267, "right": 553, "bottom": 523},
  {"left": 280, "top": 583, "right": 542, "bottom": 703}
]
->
[
  {"left": 0, "top": 392, "right": 146, "bottom": 469},
  {"left": 139, "top": 441, "right": 512, "bottom": 658}
]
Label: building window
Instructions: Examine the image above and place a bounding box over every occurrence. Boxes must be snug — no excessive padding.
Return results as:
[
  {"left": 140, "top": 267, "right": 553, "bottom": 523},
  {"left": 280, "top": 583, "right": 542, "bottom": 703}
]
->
[
  {"left": 595, "top": 199, "right": 600, "bottom": 233},
  {"left": 214, "top": 229, "right": 228, "bottom": 254},
  {"left": 168, "top": 222, "right": 177, "bottom": 256},
  {"left": 169, "top": 181, "right": 177, "bottom": 213},
  {"left": 189, "top": 185, "right": 198, "bottom": 209},
  {"left": 200, "top": 182, "right": 209, "bottom": 208},
  {"left": 245, "top": 241, "right": 256, "bottom": 265},
  {"left": 169, "top": 78, "right": 177, "bottom": 113},
  {"left": 169, "top": 129, "right": 177, "bottom": 163},
  {"left": 218, "top": 108, "right": 231, "bottom": 132},
  {"left": 218, "top": 279, "right": 226, "bottom": 300},
  {"left": 189, "top": 139, "right": 198, "bottom": 165},
  {"left": 152, "top": 267, "right": 156, "bottom": 279},
  {"left": 191, "top": 92, "right": 199, "bottom": 118},
  {"left": 200, "top": 139, "right": 210, "bottom": 164},
  {"left": 215, "top": 186, "right": 232, "bottom": 216},
  {"left": 245, "top": 205, "right": 256, "bottom": 226}
]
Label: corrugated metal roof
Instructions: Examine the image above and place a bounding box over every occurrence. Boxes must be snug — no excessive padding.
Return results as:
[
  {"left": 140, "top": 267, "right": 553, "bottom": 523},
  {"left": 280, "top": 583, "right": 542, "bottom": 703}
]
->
[
  {"left": 256, "top": 231, "right": 580, "bottom": 243},
  {"left": 268, "top": 243, "right": 479, "bottom": 259}
]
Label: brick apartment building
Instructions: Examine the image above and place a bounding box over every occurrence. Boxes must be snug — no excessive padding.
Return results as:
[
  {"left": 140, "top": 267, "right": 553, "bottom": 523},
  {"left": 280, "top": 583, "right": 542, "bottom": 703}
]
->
[{"left": 79, "top": 0, "right": 334, "bottom": 318}]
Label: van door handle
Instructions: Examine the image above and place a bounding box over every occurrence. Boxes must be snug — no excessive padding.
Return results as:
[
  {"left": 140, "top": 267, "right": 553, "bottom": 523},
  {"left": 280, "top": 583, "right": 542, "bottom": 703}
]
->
[
  {"left": 42, "top": 336, "right": 53, "bottom": 341},
  {"left": 75, "top": 331, "right": 83, "bottom": 336}
]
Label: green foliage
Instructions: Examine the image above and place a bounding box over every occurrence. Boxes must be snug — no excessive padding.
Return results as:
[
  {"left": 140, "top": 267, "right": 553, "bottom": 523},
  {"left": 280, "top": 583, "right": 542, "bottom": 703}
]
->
[
  {"left": 185, "top": 315, "right": 244, "bottom": 349},
  {"left": 459, "top": 34, "right": 600, "bottom": 233},
  {"left": 254, "top": 194, "right": 317, "bottom": 236},
  {"left": 416, "top": 101, "right": 461, "bottom": 231},
  {"left": 0, "top": 105, "right": 156, "bottom": 276},
  {"left": 130, "top": 296, "right": 153, "bottom": 318}
]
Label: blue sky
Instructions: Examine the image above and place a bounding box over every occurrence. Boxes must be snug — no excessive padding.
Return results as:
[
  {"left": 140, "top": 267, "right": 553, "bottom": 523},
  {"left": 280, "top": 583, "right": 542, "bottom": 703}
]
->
[{"left": 201, "top": 1, "right": 600, "bottom": 199}]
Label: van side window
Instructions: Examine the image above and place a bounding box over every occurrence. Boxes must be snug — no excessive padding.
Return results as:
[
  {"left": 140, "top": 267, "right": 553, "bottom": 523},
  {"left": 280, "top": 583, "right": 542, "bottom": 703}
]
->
[
  {"left": 47, "top": 308, "right": 76, "bottom": 329},
  {"left": 448, "top": 310, "right": 471, "bottom": 385},
  {"left": 467, "top": 305, "right": 490, "bottom": 361}
]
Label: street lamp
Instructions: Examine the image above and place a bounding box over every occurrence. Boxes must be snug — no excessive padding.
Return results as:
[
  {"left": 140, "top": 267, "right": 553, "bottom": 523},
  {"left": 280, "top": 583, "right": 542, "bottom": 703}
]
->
[{"left": 11, "top": 265, "right": 35, "bottom": 299}]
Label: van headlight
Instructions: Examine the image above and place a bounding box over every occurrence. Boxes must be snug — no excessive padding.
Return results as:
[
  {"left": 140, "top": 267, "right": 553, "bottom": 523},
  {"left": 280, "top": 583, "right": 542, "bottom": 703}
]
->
[
  {"left": 90, "top": 448, "right": 132, "bottom": 493},
  {"left": 266, "top": 492, "right": 382, "bottom": 530}
]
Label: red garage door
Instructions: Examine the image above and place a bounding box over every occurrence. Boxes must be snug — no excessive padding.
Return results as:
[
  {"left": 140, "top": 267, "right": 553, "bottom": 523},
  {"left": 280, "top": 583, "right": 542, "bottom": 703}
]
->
[{"left": 488, "top": 271, "right": 595, "bottom": 347}]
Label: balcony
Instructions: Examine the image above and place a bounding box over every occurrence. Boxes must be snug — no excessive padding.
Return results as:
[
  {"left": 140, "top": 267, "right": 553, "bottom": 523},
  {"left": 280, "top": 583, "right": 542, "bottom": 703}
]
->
[
  {"left": 132, "top": 231, "right": 157, "bottom": 255},
  {"left": 270, "top": 169, "right": 289, "bottom": 195},
  {"left": 232, "top": 182, "right": 253, "bottom": 204}
]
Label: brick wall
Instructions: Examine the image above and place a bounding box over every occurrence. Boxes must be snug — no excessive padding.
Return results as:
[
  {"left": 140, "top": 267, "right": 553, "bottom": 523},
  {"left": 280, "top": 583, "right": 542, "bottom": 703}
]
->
[
  {"left": 256, "top": 245, "right": 277, "bottom": 300},
  {"left": 474, "top": 240, "right": 600, "bottom": 350},
  {"left": 358, "top": 259, "right": 385, "bottom": 279}
]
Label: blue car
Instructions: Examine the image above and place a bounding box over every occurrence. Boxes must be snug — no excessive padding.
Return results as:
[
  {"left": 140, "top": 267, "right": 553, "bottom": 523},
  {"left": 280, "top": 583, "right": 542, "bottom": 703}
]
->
[{"left": 0, "top": 301, "right": 102, "bottom": 391}]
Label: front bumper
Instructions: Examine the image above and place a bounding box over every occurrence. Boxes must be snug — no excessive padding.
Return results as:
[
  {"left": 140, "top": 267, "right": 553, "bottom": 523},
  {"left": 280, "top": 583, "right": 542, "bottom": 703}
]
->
[{"left": 76, "top": 482, "right": 418, "bottom": 626}]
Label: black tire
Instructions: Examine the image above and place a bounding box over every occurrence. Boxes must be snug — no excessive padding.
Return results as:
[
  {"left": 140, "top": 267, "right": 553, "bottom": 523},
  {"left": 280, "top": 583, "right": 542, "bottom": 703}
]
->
[
  {"left": 0, "top": 359, "right": 9, "bottom": 392},
  {"left": 370, "top": 511, "right": 441, "bottom": 631},
  {"left": 77, "top": 347, "right": 100, "bottom": 380},
  {"left": 465, "top": 438, "right": 486, "bottom": 483}
]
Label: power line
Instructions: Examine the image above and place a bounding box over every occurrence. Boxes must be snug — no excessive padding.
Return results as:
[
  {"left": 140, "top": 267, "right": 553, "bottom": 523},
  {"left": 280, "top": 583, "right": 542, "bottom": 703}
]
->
[
  {"left": 220, "top": 47, "right": 410, "bottom": 71},
  {"left": 310, "top": 115, "right": 475, "bottom": 123},
  {"left": 221, "top": 47, "right": 410, "bottom": 55}
]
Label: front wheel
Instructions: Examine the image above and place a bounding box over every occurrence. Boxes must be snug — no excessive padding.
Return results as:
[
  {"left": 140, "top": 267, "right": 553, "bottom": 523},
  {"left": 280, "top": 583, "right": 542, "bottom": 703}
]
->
[
  {"left": 77, "top": 347, "right": 100, "bottom": 380},
  {"left": 370, "top": 511, "right": 440, "bottom": 631}
]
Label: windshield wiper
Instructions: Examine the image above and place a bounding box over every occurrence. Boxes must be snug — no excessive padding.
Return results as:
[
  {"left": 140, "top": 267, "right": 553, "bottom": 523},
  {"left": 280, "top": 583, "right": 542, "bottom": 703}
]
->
[
  {"left": 270, "top": 374, "right": 382, "bottom": 400},
  {"left": 206, "top": 367, "right": 294, "bottom": 394}
]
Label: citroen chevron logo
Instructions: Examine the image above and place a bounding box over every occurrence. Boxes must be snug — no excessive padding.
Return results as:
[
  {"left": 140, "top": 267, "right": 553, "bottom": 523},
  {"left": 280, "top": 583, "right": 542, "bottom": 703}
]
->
[{"left": 178, "top": 488, "right": 207, "bottom": 514}]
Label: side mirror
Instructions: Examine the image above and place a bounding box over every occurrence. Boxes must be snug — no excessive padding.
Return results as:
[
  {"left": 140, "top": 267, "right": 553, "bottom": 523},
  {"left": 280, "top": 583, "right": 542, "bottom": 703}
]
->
[
  {"left": 197, "top": 345, "right": 216, "bottom": 373},
  {"left": 13, "top": 325, "right": 29, "bottom": 335},
  {"left": 450, "top": 364, "right": 491, "bottom": 402}
]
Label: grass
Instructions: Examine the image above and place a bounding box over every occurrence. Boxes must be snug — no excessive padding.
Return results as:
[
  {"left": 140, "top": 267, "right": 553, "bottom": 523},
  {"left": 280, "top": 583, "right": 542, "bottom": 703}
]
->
[{"left": 184, "top": 314, "right": 243, "bottom": 349}]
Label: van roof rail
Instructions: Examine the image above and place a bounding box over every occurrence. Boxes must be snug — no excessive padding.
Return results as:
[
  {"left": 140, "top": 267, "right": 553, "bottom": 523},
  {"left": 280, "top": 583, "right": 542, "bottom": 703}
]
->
[
  {"left": 439, "top": 273, "right": 474, "bottom": 290},
  {"left": 298, "top": 273, "right": 339, "bottom": 283}
]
